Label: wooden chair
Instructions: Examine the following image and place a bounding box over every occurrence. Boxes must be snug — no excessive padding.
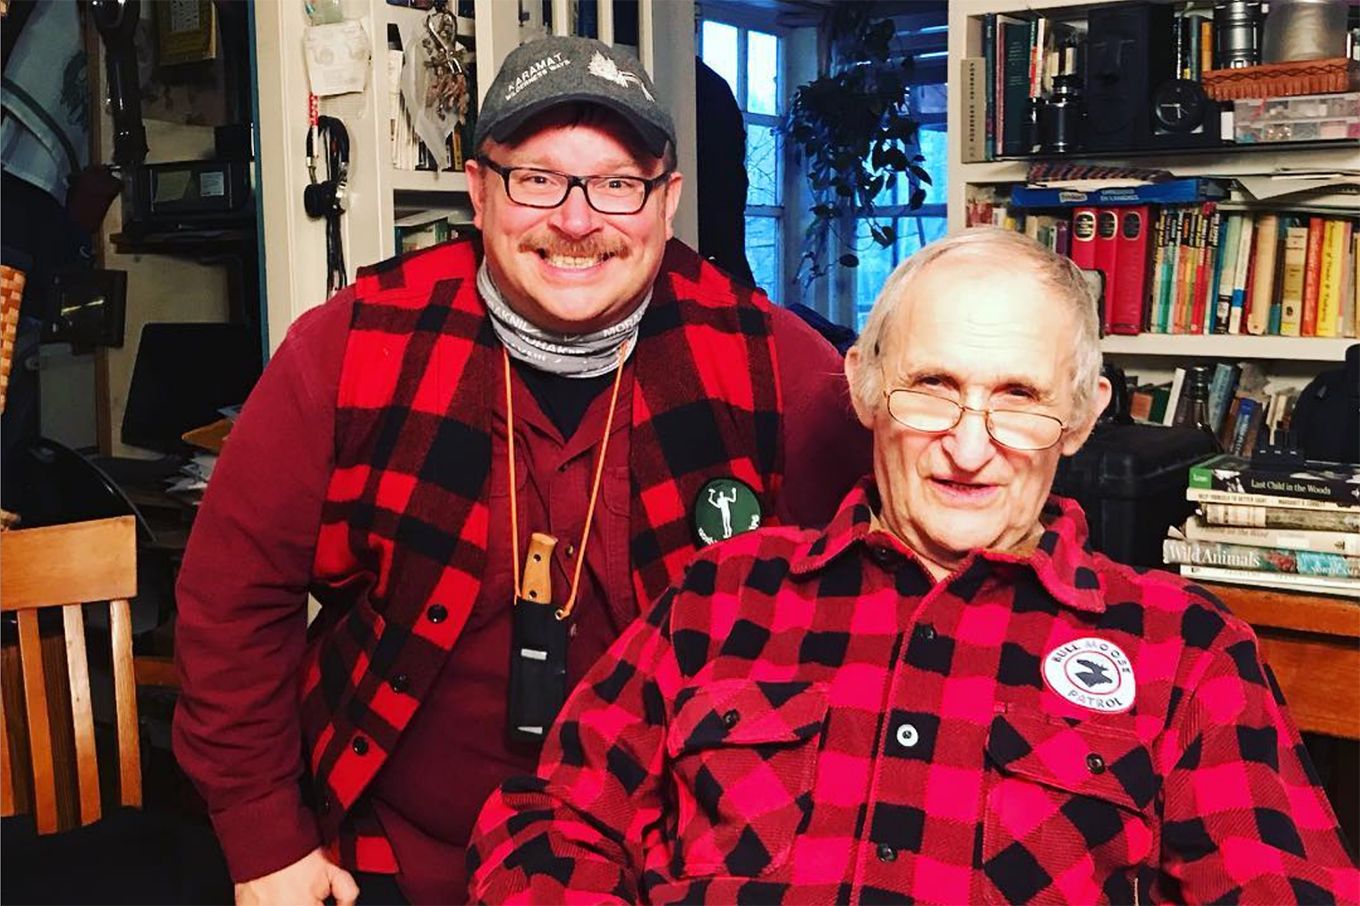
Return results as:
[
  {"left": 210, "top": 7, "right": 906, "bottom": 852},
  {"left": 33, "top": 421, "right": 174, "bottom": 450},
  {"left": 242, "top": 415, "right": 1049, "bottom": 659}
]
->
[{"left": 1, "top": 516, "right": 141, "bottom": 833}]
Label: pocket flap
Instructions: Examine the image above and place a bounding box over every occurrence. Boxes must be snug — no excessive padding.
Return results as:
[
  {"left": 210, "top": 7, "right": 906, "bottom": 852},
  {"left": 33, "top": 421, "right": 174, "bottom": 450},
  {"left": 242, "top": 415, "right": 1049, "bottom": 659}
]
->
[
  {"left": 986, "top": 711, "right": 1159, "bottom": 813},
  {"left": 668, "top": 679, "right": 828, "bottom": 756}
]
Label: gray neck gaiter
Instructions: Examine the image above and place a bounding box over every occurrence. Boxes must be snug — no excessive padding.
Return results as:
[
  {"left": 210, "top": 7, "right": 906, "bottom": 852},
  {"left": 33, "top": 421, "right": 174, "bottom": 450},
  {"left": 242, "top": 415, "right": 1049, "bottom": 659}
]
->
[{"left": 478, "top": 262, "right": 647, "bottom": 378}]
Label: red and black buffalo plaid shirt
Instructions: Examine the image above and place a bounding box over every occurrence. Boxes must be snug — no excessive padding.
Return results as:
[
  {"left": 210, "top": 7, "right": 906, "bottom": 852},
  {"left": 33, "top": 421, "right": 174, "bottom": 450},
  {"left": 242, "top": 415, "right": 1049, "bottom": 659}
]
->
[{"left": 468, "top": 480, "right": 1360, "bottom": 905}]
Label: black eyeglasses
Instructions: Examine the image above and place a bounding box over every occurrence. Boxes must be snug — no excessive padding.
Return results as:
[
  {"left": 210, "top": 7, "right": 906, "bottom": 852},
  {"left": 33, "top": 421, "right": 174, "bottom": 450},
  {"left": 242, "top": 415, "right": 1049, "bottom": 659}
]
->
[
  {"left": 884, "top": 388, "right": 1067, "bottom": 451},
  {"left": 478, "top": 158, "right": 672, "bottom": 215}
]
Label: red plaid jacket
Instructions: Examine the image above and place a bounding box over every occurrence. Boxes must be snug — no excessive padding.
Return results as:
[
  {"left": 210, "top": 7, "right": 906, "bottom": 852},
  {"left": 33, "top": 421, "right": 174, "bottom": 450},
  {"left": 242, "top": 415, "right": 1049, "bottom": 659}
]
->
[
  {"left": 468, "top": 480, "right": 1360, "bottom": 905},
  {"left": 302, "top": 239, "right": 784, "bottom": 873}
]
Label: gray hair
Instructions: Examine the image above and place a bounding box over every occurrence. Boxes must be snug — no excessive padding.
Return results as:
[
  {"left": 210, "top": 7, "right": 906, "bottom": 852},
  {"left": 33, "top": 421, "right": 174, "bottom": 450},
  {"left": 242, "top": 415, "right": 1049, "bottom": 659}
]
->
[{"left": 849, "top": 227, "right": 1104, "bottom": 420}]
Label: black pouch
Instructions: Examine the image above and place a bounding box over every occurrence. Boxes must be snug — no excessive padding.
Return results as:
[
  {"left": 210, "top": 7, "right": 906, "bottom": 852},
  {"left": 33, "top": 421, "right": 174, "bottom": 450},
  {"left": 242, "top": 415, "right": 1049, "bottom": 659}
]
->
[{"left": 507, "top": 599, "right": 569, "bottom": 744}]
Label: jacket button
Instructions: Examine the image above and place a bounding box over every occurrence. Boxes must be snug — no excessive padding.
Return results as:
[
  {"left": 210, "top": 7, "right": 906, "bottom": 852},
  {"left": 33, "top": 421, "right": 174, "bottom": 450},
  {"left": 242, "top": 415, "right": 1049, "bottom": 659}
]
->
[
  {"left": 426, "top": 604, "right": 448, "bottom": 623},
  {"left": 1086, "top": 753, "right": 1106, "bottom": 774},
  {"left": 352, "top": 736, "right": 369, "bottom": 755},
  {"left": 389, "top": 674, "right": 411, "bottom": 694},
  {"left": 319, "top": 796, "right": 331, "bottom": 814},
  {"left": 917, "top": 624, "right": 936, "bottom": 641},
  {"left": 722, "top": 709, "right": 740, "bottom": 729},
  {"left": 876, "top": 843, "right": 897, "bottom": 863}
]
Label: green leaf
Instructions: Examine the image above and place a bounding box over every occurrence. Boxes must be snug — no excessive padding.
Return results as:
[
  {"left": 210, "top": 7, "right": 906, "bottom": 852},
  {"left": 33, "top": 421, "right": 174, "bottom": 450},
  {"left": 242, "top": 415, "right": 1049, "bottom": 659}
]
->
[
  {"left": 908, "top": 165, "right": 933, "bottom": 185},
  {"left": 909, "top": 187, "right": 927, "bottom": 208},
  {"left": 838, "top": 253, "right": 860, "bottom": 267}
]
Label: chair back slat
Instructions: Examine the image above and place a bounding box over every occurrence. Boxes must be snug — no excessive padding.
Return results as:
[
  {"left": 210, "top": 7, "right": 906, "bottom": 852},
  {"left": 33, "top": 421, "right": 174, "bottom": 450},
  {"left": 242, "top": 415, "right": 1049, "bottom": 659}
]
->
[
  {"left": 1, "top": 517, "right": 137, "bottom": 611},
  {"left": 1, "top": 686, "right": 13, "bottom": 817},
  {"left": 61, "top": 603, "right": 102, "bottom": 825},
  {"left": 17, "top": 609, "right": 58, "bottom": 834},
  {"left": 110, "top": 598, "right": 141, "bottom": 808},
  {"left": 1, "top": 517, "right": 140, "bottom": 832}
]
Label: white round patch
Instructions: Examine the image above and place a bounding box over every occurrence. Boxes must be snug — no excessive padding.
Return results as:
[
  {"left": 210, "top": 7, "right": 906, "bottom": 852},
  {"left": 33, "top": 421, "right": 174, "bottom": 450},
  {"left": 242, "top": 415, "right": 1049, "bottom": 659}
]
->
[{"left": 1042, "top": 637, "right": 1136, "bottom": 713}]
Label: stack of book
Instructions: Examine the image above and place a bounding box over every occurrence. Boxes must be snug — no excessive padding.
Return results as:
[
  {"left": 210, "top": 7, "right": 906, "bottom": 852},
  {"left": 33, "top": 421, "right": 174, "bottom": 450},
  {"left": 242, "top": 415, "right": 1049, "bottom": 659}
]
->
[
  {"left": 1128, "top": 361, "right": 1300, "bottom": 457},
  {"left": 1163, "top": 453, "right": 1360, "bottom": 597}
]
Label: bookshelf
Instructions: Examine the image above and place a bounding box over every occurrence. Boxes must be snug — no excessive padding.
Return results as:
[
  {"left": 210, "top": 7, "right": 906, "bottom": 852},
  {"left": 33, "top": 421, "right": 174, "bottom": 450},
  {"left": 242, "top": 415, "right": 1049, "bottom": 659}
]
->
[
  {"left": 946, "top": 0, "right": 1359, "bottom": 387},
  {"left": 253, "top": 0, "right": 698, "bottom": 353}
]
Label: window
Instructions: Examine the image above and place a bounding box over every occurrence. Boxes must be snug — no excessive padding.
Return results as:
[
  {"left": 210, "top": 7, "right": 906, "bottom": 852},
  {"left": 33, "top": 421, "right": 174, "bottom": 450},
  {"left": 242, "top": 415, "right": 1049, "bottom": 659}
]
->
[
  {"left": 849, "top": 17, "right": 950, "bottom": 331},
  {"left": 699, "top": 20, "right": 784, "bottom": 304}
]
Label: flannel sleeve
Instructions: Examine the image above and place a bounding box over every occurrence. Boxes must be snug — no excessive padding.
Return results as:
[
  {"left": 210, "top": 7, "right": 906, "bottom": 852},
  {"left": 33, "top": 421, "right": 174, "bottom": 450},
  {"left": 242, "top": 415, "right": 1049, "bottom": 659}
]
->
[
  {"left": 467, "top": 588, "right": 682, "bottom": 904},
  {"left": 1160, "top": 621, "right": 1360, "bottom": 904}
]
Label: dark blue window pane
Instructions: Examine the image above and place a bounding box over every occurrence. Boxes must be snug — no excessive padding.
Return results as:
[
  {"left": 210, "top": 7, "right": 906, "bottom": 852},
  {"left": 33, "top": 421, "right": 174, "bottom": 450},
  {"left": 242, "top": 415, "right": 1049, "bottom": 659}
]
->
[
  {"left": 746, "top": 124, "right": 780, "bottom": 206},
  {"left": 746, "top": 215, "right": 781, "bottom": 304}
]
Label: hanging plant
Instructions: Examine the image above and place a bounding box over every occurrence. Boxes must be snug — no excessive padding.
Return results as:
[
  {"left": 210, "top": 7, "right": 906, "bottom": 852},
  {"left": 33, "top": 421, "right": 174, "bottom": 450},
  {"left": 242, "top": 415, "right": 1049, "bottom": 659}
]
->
[{"left": 785, "top": 3, "right": 931, "bottom": 285}]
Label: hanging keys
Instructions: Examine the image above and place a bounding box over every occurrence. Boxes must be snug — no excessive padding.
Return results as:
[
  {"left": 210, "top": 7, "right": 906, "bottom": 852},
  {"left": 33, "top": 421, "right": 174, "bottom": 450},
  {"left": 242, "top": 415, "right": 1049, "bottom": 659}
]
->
[{"left": 422, "top": 2, "right": 469, "bottom": 123}]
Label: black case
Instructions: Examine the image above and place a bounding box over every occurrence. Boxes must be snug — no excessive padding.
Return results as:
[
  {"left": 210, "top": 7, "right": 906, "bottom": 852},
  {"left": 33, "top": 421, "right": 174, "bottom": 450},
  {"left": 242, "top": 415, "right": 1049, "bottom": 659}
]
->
[{"left": 1053, "top": 423, "right": 1219, "bottom": 568}]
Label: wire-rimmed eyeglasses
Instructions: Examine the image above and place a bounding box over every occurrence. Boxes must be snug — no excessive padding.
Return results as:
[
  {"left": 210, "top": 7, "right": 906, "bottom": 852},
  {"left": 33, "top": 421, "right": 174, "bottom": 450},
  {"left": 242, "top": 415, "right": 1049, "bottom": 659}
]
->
[
  {"left": 478, "top": 158, "right": 672, "bottom": 215},
  {"left": 884, "top": 388, "right": 1067, "bottom": 451}
]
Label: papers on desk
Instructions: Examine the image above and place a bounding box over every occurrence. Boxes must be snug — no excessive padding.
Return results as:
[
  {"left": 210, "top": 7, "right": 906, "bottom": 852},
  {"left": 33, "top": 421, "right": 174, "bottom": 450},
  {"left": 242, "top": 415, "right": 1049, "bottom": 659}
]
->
[{"left": 165, "top": 453, "right": 216, "bottom": 505}]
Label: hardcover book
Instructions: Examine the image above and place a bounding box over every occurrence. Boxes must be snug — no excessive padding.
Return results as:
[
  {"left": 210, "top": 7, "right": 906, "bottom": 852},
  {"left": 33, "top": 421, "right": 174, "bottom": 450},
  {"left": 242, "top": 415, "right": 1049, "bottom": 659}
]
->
[{"left": 1189, "top": 454, "right": 1360, "bottom": 506}]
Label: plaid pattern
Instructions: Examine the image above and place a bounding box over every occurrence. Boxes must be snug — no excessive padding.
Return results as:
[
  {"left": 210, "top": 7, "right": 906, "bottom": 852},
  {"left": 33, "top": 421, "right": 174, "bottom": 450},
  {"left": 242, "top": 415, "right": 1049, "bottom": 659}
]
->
[
  {"left": 303, "top": 239, "right": 783, "bottom": 872},
  {"left": 468, "top": 480, "right": 1360, "bottom": 905}
]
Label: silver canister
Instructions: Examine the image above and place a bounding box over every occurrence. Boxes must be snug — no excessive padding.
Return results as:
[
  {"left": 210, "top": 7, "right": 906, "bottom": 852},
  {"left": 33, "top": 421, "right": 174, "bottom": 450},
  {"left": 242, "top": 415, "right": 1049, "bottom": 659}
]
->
[
  {"left": 1262, "top": 0, "right": 1351, "bottom": 63},
  {"left": 1215, "top": 0, "right": 1263, "bottom": 68}
]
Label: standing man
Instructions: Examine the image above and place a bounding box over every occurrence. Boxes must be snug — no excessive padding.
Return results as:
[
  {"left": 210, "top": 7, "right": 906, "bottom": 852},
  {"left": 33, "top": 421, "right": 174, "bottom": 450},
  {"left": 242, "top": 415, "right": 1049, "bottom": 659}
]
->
[
  {"left": 468, "top": 228, "right": 1359, "bottom": 905},
  {"left": 173, "top": 37, "right": 869, "bottom": 906}
]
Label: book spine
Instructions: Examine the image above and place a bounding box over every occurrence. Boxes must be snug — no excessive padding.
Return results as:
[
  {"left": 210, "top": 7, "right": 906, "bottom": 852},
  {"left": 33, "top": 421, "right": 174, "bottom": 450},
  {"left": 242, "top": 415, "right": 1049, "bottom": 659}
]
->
[
  {"left": 1207, "top": 363, "right": 1239, "bottom": 433},
  {"left": 1001, "top": 20, "right": 1031, "bottom": 156},
  {"left": 1163, "top": 366, "right": 1187, "bottom": 427},
  {"left": 1109, "top": 206, "right": 1150, "bottom": 335},
  {"left": 1246, "top": 213, "right": 1279, "bottom": 336},
  {"left": 1163, "top": 209, "right": 1184, "bottom": 333},
  {"left": 1190, "top": 203, "right": 1215, "bottom": 334},
  {"left": 1175, "top": 208, "right": 1198, "bottom": 333},
  {"left": 1070, "top": 207, "right": 1098, "bottom": 270},
  {"left": 984, "top": 14, "right": 996, "bottom": 159},
  {"left": 1214, "top": 213, "right": 1241, "bottom": 334},
  {"left": 1094, "top": 208, "right": 1120, "bottom": 329},
  {"left": 1278, "top": 224, "right": 1308, "bottom": 337},
  {"left": 1317, "top": 218, "right": 1342, "bottom": 338},
  {"left": 1187, "top": 486, "right": 1358, "bottom": 512},
  {"left": 1229, "top": 214, "right": 1254, "bottom": 334},
  {"left": 1184, "top": 516, "right": 1360, "bottom": 555},
  {"left": 1149, "top": 208, "right": 1170, "bottom": 332},
  {"left": 1301, "top": 216, "right": 1326, "bottom": 336},
  {"left": 961, "top": 58, "right": 987, "bottom": 163},
  {"left": 1164, "top": 538, "right": 1360, "bottom": 577},
  {"left": 1178, "top": 564, "right": 1360, "bottom": 594},
  {"left": 1201, "top": 503, "right": 1360, "bottom": 532}
]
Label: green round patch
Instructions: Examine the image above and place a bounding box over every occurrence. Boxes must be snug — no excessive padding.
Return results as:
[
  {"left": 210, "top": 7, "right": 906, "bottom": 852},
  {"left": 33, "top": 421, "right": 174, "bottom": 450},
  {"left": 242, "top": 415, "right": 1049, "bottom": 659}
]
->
[{"left": 693, "top": 478, "right": 763, "bottom": 546}]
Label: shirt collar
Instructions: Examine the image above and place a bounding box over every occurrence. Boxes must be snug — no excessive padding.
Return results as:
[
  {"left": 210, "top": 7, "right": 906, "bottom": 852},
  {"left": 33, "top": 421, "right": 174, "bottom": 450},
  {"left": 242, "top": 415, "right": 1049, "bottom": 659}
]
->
[{"left": 788, "top": 478, "right": 1107, "bottom": 614}]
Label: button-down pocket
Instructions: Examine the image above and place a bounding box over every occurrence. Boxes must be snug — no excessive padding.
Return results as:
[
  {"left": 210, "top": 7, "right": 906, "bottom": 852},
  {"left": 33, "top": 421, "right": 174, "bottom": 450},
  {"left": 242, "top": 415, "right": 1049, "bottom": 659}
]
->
[
  {"left": 982, "top": 711, "right": 1158, "bottom": 906},
  {"left": 666, "top": 679, "right": 828, "bottom": 879}
]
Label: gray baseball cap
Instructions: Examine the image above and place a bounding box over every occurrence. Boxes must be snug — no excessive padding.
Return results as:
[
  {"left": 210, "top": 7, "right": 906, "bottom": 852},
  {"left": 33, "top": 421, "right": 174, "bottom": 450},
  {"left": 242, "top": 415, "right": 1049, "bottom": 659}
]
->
[{"left": 473, "top": 36, "right": 677, "bottom": 159}]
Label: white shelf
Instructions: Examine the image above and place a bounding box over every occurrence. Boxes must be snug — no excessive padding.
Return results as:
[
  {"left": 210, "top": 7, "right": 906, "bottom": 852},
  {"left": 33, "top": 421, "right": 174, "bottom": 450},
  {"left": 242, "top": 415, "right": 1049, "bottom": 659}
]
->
[
  {"left": 389, "top": 168, "right": 470, "bottom": 195},
  {"left": 1101, "top": 334, "right": 1354, "bottom": 361}
]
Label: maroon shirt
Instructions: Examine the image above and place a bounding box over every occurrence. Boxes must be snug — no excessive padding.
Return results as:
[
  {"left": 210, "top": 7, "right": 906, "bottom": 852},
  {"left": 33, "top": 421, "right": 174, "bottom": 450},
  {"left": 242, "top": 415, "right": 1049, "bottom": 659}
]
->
[{"left": 172, "top": 290, "right": 870, "bottom": 902}]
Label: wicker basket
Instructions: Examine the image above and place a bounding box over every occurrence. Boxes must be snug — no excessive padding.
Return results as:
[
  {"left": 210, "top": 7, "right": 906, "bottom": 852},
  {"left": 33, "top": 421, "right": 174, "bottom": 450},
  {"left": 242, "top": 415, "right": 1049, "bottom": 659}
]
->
[{"left": 1203, "top": 57, "right": 1360, "bottom": 101}]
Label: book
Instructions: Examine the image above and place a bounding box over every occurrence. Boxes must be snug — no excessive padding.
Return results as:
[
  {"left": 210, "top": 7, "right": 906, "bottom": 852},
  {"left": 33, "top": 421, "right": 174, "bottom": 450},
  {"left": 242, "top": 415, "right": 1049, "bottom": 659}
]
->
[
  {"left": 1178, "top": 564, "right": 1360, "bottom": 596},
  {"left": 1070, "top": 206, "right": 1098, "bottom": 272},
  {"left": 1094, "top": 208, "right": 1120, "bottom": 327},
  {"left": 1246, "top": 213, "right": 1279, "bottom": 336},
  {"left": 1161, "top": 208, "right": 1185, "bottom": 333},
  {"left": 1213, "top": 213, "right": 1241, "bottom": 334},
  {"left": 1007, "top": 178, "right": 1228, "bottom": 208},
  {"left": 961, "top": 58, "right": 987, "bottom": 163},
  {"left": 1001, "top": 18, "right": 1032, "bottom": 156},
  {"left": 1172, "top": 208, "right": 1197, "bottom": 333},
  {"left": 1109, "top": 206, "right": 1150, "bottom": 335},
  {"left": 1345, "top": 227, "right": 1358, "bottom": 338},
  {"left": 1228, "top": 213, "right": 1255, "bottom": 334},
  {"left": 1200, "top": 502, "right": 1360, "bottom": 532},
  {"left": 1317, "top": 218, "right": 1345, "bottom": 338},
  {"left": 1207, "top": 362, "right": 1240, "bottom": 434},
  {"left": 1163, "top": 537, "right": 1360, "bottom": 577},
  {"left": 983, "top": 14, "right": 996, "bottom": 159},
  {"left": 1148, "top": 383, "right": 1172, "bottom": 424},
  {"left": 1187, "top": 486, "right": 1359, "bottom": 512},
  {"left": 1189, "top": 453, "right": 1360, "bottom": 507},
  {"left": 1162, "top": 366, "right": 1187, "bottom": 427},
  {"left": 1204, "top": 207, "right": 1225, "bottom": 333},
  {"left": 1278, "top": 224, "right": 1308, "bottom": 337},
  {"left": 1190, "top": 203, "right": 1215, "bottom": 334},
  {"left": 1228, "top": 396, "right": 1259, "bottom": 454},
  {"left": 1184, "top": 515, "right": 1360, "bottom": 556},
  {"left": 1301, "top": 216, "right": 1326, "bottom": 336}
]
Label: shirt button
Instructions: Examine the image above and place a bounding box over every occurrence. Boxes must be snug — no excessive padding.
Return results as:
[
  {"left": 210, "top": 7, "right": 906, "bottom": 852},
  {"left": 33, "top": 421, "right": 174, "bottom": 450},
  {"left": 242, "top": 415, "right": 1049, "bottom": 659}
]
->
[
  {"left": 352, "top": 736, "right": 369, "bottom": 755},
  {"left": 319, "top": 796, "right": 331, "bottom": 814},
  {"left": 916, "top": 624, "right": 936, "bottom": 641},
  {"left": 426, "top": 603, "right": 448, "bottom": 623},
  {"left": 876, "top": 843, "right": 897, "bottom": 863},
  {"left": 722, "top": 709, "right": 741, "bottom": 729},
  {"left": 389, "top": 674, "right": 410, "bottom": 694},
  {"left": 564, "top": 543, "right": 576, "bottom": 558},
  {"left": 873, "top": 548, "right": 894, "bottom": 566},
  {"left": 1086, "top": 753, "right": 1106, "bottom": 775},
  {"left": 896, "top": 723, "right": 919, "bottom": 748}
]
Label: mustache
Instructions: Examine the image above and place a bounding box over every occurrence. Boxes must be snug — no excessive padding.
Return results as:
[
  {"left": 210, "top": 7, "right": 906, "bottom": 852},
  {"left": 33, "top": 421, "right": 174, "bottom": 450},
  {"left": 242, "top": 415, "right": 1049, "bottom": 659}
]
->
[{"left": 519, "top": 235, "right": 630, "bottom": 259}]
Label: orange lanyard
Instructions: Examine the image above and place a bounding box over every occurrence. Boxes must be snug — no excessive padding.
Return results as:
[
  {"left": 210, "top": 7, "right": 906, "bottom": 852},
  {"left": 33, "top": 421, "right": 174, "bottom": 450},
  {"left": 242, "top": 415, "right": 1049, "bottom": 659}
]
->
[{"left": 503, "top": 344, "right": 627, "bottom": 621}]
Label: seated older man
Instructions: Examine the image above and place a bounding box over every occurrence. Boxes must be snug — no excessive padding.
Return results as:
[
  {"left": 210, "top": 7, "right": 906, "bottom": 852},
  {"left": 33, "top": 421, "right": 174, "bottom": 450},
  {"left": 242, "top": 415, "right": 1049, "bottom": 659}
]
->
[{"left": 466, "top": 228, "right": 1359, "bottom": 905}]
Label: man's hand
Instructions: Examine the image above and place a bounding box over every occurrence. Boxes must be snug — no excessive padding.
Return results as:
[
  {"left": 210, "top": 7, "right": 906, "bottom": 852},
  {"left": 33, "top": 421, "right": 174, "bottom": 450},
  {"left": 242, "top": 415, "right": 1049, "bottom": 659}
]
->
[{"left": 234, "top": 848, "right": 360, "bottom": 906}]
